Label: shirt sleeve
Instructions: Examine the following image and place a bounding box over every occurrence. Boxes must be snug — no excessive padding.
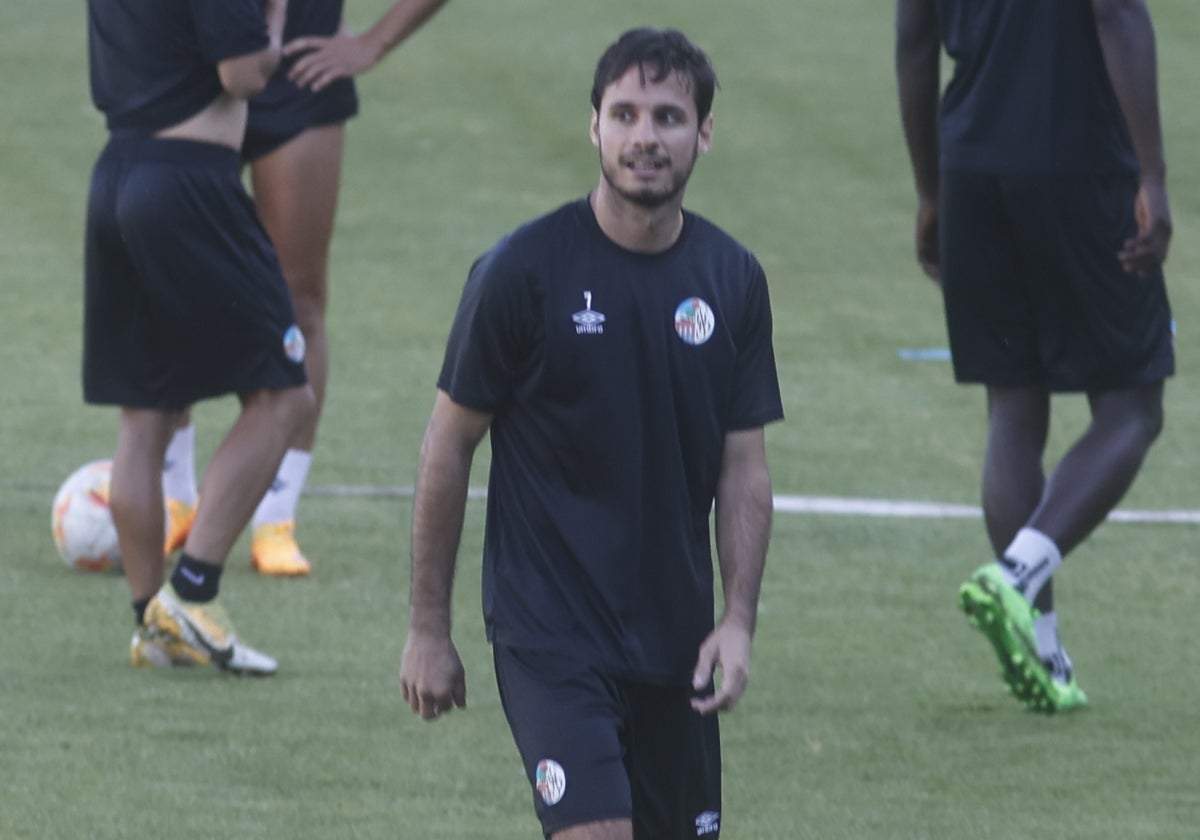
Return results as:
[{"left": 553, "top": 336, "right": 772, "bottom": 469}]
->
[
  {"left": 190, "top": 0, "right": 270, "bottom": 64},
  {"left": 726, "top": 258, "right": 785, "bottom": 431},
  {"left": 437, "top": 241, "right": 540, "bottom": 412}
]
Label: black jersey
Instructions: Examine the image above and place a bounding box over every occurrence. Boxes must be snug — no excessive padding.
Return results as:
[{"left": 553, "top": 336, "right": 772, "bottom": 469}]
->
[
  {"left": 935, "top": 0, "right": 1136, "bottom": 174},
  {"left": 87, "top": 0, "right": 268, "bottom": 134},
  {"left": 439, "top": 199, "right": 784, "bottom": 684}
]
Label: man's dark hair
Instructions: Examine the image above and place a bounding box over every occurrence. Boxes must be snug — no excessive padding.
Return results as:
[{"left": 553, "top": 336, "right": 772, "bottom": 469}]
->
[{"left": 590, "top": 28, "right": 718, "bottom": 122}]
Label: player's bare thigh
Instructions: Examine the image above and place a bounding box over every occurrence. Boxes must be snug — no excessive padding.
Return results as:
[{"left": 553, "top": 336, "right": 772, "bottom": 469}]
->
[
  {"left": 249, "top": 122, "right": 346, "bottom": 306},
  {"left": 553, "top": 819, "right": 633, "bottom": 840}
]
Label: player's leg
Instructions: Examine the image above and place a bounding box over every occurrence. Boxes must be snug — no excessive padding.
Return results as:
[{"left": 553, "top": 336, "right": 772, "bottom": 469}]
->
[
  {"left": 1028, "top": 382, "right": 1164, "bottom": 555},
  {"left": 119, "top": 137, "right": 312, "bottom": 673},
  {"left": 552, "top": 822, "right": 632, "bottom": 840},
  {"left": 82, "top": 138, "right": 197, "bottom": 668},
  {"left": 247, "top": 123, "right": 346, "bottom": 575},
  {"left": 110, "top": 407, "right": 176, "bottom": 617},
  {"left": 970, "top": 386, "right": 1079, "bottom": 709},
  {"left": 493, "top": 645, "right": 635, "bottom": 839},
  {"left": 986, "top": 173, "right": 1173, "bottom": 708},
  {"left": 147, "top": 384, "right": 313, "bottom": 675},
  {"left": 162, "top": 409, "right": 198, "bottom": 555},
  {"left": 981, "top": 386, "right": 1049, "bottom": 555},
  {"left": 184, "top": 386, "right": 314, "bottom": 564},
  {"left": 113, "top": 407, "right": 208, "bottom": 668},
  {"left": 1012, "top": 382, "right": 1162, "bottom": 699},
  {"left": 939, "top": 172, "right": 1068, "bottom": 709}
]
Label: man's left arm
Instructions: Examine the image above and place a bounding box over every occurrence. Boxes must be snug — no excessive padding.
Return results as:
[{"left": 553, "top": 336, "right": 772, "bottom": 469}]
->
[
  {"left": 284, "top": 0, "right": 451, "bottom": 91},
  {"left": 1092, "top": 0, "right": 1172, "bottom": 276},
  {"left": 691, "top": 426, "right": 773, "bottom": 715}
]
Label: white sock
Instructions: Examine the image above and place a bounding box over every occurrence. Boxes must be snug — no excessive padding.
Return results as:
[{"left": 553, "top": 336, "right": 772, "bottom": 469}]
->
[
  {"left": 998, "top": 527, "right": 1061, "bottom": 604},
  {"left": 252, "top": 449, "right": 312, "bottom": 528},
  {"left": 1033, "top": 611, "right": 1073, "bottom": 684},
  {"left": 162, "top": 423, "right": 198, "bottom": 505}
]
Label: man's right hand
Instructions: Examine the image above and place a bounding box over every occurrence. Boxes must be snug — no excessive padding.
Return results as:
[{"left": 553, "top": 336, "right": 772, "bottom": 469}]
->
[{"left": 398, "top": 630, "right": 467, "bottom": 721}]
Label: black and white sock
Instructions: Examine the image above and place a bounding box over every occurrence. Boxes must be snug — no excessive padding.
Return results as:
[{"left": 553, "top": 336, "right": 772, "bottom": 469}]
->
[
  {"left": 998, "top": 527, "right": 1061, "bottom": 604},
  {"left": 1033, "top": 611, "right": 1073, "bottom": 685}
]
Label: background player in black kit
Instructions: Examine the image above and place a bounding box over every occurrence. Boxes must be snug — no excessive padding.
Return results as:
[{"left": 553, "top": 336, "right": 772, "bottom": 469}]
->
[
  {"left": 398, "top": 27, "right": 783, "bottom": 840},
  {"left": 896, "top": 0, "right": 1173, "bottom": 712},
  {"left": 160, "top": 0, "right": 451, "bottom": 577},
  {"left": 85, "top": 0, "right": 315, "bottom": 673}
]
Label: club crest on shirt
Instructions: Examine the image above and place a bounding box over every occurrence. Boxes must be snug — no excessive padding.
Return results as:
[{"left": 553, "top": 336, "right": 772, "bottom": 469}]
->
[
  {"left": 283, "top": 324, "right": 307, "bottom": 363},
  {"left": 535, "top": 759, "right": 566, "bottom": 806},
  {"left": 572, "top": 291, "right": 606, "bottom": 335},
  {"left": 674, "top": 297, "right": 715, "bottom": 346}
]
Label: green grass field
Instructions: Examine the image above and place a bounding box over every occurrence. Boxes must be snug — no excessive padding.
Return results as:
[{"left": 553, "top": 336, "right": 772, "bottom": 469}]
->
[{"left": 3, "top": 1, "right": 1200, "bottom": 837}]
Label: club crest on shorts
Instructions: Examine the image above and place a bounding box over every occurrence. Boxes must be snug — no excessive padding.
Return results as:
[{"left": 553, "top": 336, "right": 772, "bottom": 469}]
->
[
  {"left": 674, "top": 297, "right": 715, "bottom": 346},
  {"left": 535, "top": 758, "right": 566, "bottom": 806},
  {"left": 283, "top": 324, "right": 306, "bottom": 364}
]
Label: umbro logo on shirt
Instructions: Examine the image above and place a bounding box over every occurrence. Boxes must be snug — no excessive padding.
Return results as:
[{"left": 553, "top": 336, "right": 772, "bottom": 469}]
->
[
  {"left": 695, "top": 810, "right": 720, "bottom": 835},
  {"left": 572, "top": 291, "right": 606, "bottom": 335}
]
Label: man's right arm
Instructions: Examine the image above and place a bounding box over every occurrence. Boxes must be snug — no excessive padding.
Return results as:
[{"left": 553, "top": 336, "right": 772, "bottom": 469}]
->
[
  {"left": 398, "top": 389, "right": 492, "bottom": 721},
  {"left": 218, "top": 0, "right": 288, "bottom": 99},
  {"left": 895, "top": 0, "right": 942, "bottom": 281}
]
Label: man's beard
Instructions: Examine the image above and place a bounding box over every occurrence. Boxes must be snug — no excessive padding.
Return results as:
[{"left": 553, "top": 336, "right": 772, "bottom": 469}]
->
[{"left": 598, "top": 142, "right": 698, "bottom": 209}]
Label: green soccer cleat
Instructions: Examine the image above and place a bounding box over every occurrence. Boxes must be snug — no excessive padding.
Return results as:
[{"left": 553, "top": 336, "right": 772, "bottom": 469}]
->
[
  {"left": 958, "top": 563, "right": 1064, "bottom": 713},
  {"left": 144, "top": 584, "right": 278, "bottom": 676},
  {"left": 1031, "top": 673, "right": 1090, "bottom": 714}
]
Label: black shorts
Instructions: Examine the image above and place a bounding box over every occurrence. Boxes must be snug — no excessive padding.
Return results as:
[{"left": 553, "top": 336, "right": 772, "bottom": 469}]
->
[
  {"left": 243, "top": 74, "right": 358, "bottom": 162},
  {"left": 83, "top": 136, "right": 307, "bottom": 411},
  {"left": 939, "top": 170, "right": 1174, "bottom": 392},
  {"left": 493, "top": 645, "right": 722, "bottom": 839}
]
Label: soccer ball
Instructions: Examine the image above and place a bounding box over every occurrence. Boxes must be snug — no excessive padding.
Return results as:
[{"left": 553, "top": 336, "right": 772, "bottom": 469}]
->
[{"left": 51, "top": 460, "right": 122, "bottom": 572}]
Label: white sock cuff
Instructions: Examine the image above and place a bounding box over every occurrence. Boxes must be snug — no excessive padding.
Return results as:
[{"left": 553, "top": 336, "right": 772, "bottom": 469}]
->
[
  {"left": 252, "top": 449, "right": 312, "bottom": 527},
  {"left": 1005, "top": 527, "right": 1062, "bottom": 569},
  {"left": 170, "top": 423, "right": 196, "bottom": 449},
  {"left": 279, "top": 448, "right": 313, "bottom": 483},
  {"left": 1033, "top": 611, "right": 1060, "bottom": 659},
  {"left": 1001, "top": 527, "right": 1062, "bottom": 602},
  {"left": 162, "top": 423, "right": 198, "bottom": 504}
]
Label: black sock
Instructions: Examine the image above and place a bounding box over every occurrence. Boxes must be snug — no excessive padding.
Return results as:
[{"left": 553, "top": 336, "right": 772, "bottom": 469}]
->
[
  {"left": 170, "top": 553, "right": 223, "bottom": 603},
  {"left": 132, "top": 597, "right": 150, "bottom": 626}
]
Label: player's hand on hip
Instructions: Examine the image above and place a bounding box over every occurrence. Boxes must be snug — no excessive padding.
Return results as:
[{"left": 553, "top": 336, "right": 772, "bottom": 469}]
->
[
  {"left": 690, "top": 620, "right": 752, "bottom": 716},
  {"left": 398, "top": 630, "right": 467, "bottom": 721},
  {"left": 284, "top": 27, "right": 382, "bottom": 91}
]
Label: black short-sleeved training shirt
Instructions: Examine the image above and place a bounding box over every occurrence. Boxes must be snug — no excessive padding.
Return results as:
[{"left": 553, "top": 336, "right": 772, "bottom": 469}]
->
[
  {"left": 935, "top": 0, "right": 1136, "bottom": 174},
  {"left": 88, "top": 0, "right": 268, "bottom": 133},
  {"left": 439, "top": 199, "right": 784, "bottom": 685}
]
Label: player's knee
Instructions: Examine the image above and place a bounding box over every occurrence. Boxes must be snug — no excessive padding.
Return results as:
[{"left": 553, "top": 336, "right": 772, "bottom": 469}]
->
[
  {"left": 275, "top": 384, "right": 317, "bottom": 436},
  {"left": 284, "top": 273, "right": 328, "bottom": 329},
  {"left": 1138, "top": 399, "right": 1165, "bottom": 446}
]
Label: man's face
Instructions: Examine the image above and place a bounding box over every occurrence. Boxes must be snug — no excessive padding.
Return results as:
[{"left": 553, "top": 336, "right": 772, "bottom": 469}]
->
[{"left": 590, "top": 64, "right": 712, "bottom": 209}]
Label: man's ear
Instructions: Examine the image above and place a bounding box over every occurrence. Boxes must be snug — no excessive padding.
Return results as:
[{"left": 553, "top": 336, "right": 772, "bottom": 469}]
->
[{"left": 698, "top": 113, "right": 714, "bottom": 155}]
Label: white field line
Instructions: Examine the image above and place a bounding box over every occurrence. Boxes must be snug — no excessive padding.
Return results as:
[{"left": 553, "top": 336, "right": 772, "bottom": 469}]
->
[{"left": 306, "top": 485, "right": 1200, "bottom": 525}]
